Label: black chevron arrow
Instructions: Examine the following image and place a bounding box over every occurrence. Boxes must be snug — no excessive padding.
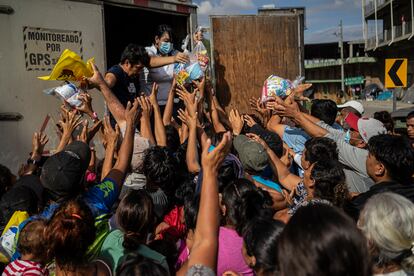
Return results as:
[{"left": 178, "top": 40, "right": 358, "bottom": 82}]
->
[{"left": 388, "top": 59, "right": 404, "bottom": 86}]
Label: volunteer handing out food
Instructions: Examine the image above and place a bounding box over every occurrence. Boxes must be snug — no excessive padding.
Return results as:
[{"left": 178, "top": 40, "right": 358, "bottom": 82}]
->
[{"left": 141, "top": 24, "right": 185, "bottom": 111}]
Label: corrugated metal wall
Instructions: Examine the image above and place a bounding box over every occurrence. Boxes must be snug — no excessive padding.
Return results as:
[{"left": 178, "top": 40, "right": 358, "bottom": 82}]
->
[{"left": 211, "top": 15, "right": 302, "bottom": 113}]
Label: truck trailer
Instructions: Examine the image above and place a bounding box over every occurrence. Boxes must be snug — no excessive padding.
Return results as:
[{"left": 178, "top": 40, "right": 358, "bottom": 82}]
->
[{"left": 0, "top": 0, "right": 197, "bottom": 172}]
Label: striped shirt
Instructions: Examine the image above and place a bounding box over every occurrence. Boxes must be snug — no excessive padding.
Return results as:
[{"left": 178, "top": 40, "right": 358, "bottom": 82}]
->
[{"left": 2, "top": 260, "right": 48, "bottom": 276}]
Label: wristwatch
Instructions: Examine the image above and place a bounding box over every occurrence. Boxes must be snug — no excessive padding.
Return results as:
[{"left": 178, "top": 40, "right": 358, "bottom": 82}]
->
[{"left": 27, "top": 158, "right": 39, "bottom": 165}]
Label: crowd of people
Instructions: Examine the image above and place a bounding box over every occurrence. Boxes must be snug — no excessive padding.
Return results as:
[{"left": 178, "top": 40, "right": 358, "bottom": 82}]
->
[{"left": 1, "top": 24, "right": 414, "bottom": 276}]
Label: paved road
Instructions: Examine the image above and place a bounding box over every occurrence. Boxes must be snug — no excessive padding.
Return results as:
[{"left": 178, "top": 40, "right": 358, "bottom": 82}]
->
[{"left": 361, "top": 100, "right": 414, "bottom": 117}]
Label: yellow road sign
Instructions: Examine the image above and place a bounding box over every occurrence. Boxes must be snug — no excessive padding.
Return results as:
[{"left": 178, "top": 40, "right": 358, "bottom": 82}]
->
[{"left": 385, "top": 58, "right": 407, "bottom": 88}]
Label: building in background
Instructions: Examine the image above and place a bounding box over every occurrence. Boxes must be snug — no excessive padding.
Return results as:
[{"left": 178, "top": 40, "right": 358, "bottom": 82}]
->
[
  {"left": 304, "top": 41, "right": 379, "bottom": 101},
  {"left": 362, "top": 0, "right": 414, "bottom": 88}
]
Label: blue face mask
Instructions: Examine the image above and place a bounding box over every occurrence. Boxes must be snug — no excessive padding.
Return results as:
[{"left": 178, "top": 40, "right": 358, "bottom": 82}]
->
[
  {"left": 344, "top": 129, "right": 351, "bottom": 144},
  {"left": 159, "top": 42, "right": 173, "bottom": 55}
]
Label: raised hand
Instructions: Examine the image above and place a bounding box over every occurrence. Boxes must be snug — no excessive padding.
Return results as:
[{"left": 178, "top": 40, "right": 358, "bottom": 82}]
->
[
  {"left": 149, "top": 82, "right": 159, "bottom": 107},
  {"left": 76, "top": 119, "right": 103, "bottom": 144},
  {"left": 178, "top": 109, "right": 197, "bottom": 130},
  {"left": 243, "top": 114, "right": 257, "bottom": 128},
  {"left": 137, "top": 96, "right": 152, "bottom": 120},
  {"left": 273, "top": 99, "right": 301, "bottom": 119},
  {"left": 201, "top": 131, "right": 232, "bottom": 173},
  {"left": 229, "top": 109, "right": 244, "bottom": 135},
  {"left": 31, "top": 132, "right": 49, "bottom": 160},
  {"left": 249, "top": 97, "right": 267, "bottom": 115},
  {"left": 246, "top": 133, "right": 269, "bottom": 151},
  {"left": 58, "top": 108, "right": 83, "bottom": 137},
  {"left": 176, "top": 84, "right": 198, "bottom": 116},
  {"left": 174, "top": 52, "right": 190, "bottom": 64},
  {"left": 85, "top": 62, "right": 106, "bottom": 90},
  {"left": 76, "top": 93, "right": 94, "bottom": 117},
  {"left": 125, "top": 98, "right": 141, "bottom": 128},
  {"left": 102, "top": 115, "right": 120, "bottom": 149}
]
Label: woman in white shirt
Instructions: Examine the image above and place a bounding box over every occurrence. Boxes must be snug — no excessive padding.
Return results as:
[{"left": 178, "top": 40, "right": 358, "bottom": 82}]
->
[{"left": 141, "top": 24, "right": 180, "bottom": 110}]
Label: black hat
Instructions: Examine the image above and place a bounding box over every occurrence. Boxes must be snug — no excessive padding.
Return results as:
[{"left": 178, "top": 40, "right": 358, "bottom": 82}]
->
[
  {"left": 40, "top": 141, "right": 91, "bottom": 202},
  {"left": 0, "top": 185, "right": 39, "bottom": 230}
]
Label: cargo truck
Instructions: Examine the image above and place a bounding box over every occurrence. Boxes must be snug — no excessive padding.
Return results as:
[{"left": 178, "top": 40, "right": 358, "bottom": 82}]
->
[{"left": 0, "top": 0, "right": 197, "bottom": 172}]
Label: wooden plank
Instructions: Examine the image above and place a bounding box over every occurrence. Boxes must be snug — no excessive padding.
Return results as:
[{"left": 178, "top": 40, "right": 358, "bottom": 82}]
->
[{"left": 211, "top": 15, "right": 301, "bottom": 114}]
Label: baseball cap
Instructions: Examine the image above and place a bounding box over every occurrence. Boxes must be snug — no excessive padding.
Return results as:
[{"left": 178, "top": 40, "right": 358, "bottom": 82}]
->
[
  {"left": 0, "top": 185, "right": 39, "bottom": 228},
  {"left": 249, "top": 124, "right": 283, "bottom": 157},
  {"left": 337, "top": 100, "right": 364, "bottom": 115},
  {"left": 233, "top": 135, "right": 269, "bottom": 172},
  {"left": 344, "top": 112, "right": 387, "bottom": 143},
  {"left": 40, "top": 141, "right": 91, "bottom": 202}
]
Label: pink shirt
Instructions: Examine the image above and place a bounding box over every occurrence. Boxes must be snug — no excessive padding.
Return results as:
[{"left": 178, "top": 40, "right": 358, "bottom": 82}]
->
[{"left": 217, "top": 227, "right": 254, "bottom": 276}]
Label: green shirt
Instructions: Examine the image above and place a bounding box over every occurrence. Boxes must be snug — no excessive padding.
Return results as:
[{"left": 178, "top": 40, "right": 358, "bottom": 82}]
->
[{"left": 99, "top": 229, "right": 169, "bottom": 273}]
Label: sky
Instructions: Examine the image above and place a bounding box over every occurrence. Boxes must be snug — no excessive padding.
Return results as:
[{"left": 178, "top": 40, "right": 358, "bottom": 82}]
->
[{"left": 193, "top": 0, "right": 364, "bottom": 44}]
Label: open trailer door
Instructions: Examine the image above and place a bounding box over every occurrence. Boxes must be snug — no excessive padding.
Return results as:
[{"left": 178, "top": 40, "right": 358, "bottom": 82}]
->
[
  {"left": 104, "top": 1, "right": 197, "bottom": 68},
  {"left": 210, "top": 14, "right": 304, "bottom": 113}
]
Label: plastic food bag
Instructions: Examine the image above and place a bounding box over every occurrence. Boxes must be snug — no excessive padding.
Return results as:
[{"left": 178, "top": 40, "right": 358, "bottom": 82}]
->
[
  {"left": 193, "top": 41, "right": 209, "bottom": 71},
  {"left": 174, "top": 38, "right": 205, "bottom": 85},
  {"left": 38, "top": 49, "right": 94, "bottom": 81},
  {"left": 174, "top": 61, "right": 204, "bottom": 86},
  {"left": 44, "top": 81, "right": 82, "bottom": 107},
  {"left": 261, "top": 75, "right": 293, "bottom": 102},
  {"left": 0, "top": 211, "right": 29, "bottom": 263},
  {"left": 261, "top": 75, "right": 308, "bottom": 102}
]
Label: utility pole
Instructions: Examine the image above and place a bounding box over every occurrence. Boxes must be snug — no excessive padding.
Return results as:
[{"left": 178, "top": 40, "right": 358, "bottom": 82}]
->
[{"left": 339, "top": 20, "right": 345, "bottom": 94}]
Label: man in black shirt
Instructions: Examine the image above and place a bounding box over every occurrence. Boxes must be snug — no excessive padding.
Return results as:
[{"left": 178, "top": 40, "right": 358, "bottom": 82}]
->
[{"left": 105, "top": 43, "right": 188, "bottom": 126}]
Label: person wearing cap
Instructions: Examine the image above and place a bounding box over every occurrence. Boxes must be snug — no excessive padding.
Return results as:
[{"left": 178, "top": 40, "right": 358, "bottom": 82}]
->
[
  {"left": 229, "top": 109, "right": 285, "bottom": 210},
  {"left": 336, "top": 100, "right": 364, "bottom": 125},
  {"left": 274, "top": 100, "right": 387, "bottom": 194}
]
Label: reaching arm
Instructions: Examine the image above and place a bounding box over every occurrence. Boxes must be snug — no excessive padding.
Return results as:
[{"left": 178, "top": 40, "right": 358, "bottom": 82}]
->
[
  {"left": 211, "top": 100, "right": 227, "bottom": 133},
  {"left": 56, "top": 107, "right": 83, "bottom": 152},
  {"left": 247, "top": 133, "right": 301, "bottom": 191},
  {"left": 185, "top": 132, "right": 232, "bottom": 272},
  {"left": 104, "top": 99, "right": 140, "bottom": 190},
  {"left": 149, "top": 52, "right": 189, "bottom": 68},
  {"left": 138, "top": 96, "right": 156, "bottom": 145},
  {"left": 274, "top": 101, "right": 328, "bottom": 138},
  {"left": 162, "top": 78, "right": 177, "bottom": 126},
  {"left": 178, "top": 109, "right": 200, "bottom": 173},
  {"left": 87, "top": 64, "right": 126, "bottom": 126},
  {"left": 149, "top": 83, "right": 167, "bottom": 147},
  {"left": 101, "top": 116, "right": 120, "bottom": 181}
]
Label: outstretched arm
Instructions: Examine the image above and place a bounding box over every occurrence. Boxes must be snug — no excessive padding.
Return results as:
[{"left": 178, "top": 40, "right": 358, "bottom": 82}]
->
[
  {"left": 104, "top": 99, "right": 140, "bottom": 190},
  {"left": 185, "top": 132, "right": 232, "bottom": 272},
  {"left": 87, "top": 64, "right": 126, "bottom": 126},
  {"left": 247, "top": 133, "right": 301, "bottom": 191}
]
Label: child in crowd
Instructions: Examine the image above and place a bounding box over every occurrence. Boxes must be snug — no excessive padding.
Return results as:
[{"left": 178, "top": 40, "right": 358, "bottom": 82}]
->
[{"left": 3, "top": 220, "right": 48, "bottom": 276}]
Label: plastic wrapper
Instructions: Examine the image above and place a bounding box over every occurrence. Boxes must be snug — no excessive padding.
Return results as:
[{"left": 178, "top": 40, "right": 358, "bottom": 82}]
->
[
  {"left": 193, "top": 41, "right": 209, "bottom": 71},
  {"left": 261, "top": 75, "right": 307, "bottom": 102},
  {"left": 44, "top": 81, "right": 82, "bottom": 107},
  {"left": 174, "top": 55, "right": 204, "bottom": 86},
  {"left": 38, "top": 49, "right": 94, "bottom": 81},
  {"left": 261, "top": 75, "right": 293, "bottom": 102}
]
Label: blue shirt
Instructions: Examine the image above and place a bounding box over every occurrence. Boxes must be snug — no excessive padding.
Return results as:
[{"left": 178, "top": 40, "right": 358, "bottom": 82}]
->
[{"left": 10, "top": 178, "right": 118, "bottom": 261}]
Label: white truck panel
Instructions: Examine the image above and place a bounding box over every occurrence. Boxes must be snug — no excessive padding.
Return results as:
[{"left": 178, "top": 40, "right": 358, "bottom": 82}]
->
[{"left": 0, "top": 0, "right": 106, "bottom": 173}]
